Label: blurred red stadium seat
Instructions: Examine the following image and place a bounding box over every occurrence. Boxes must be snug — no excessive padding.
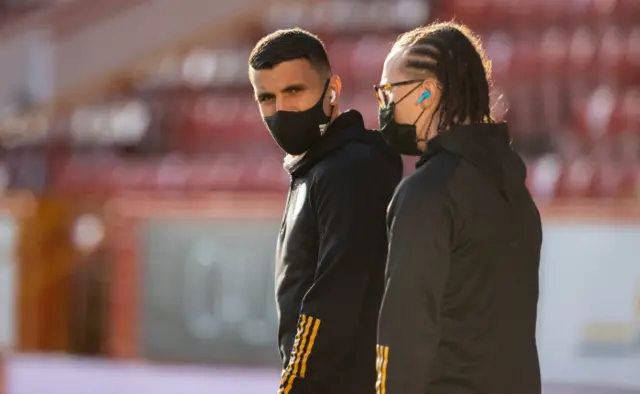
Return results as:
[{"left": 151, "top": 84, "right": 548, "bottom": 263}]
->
[
  {"left": 621, "top": 87, "right": 640, "bottom": 132},
  {"left": 539, "top": 27, "right": 570, "bottom": 76},
  {"left": 535, "top": 0, "right": 568, "bottom": 25},
  {"left": 484, "top": 31, "right": 515, "bottom": 80},
  {"left": 556, "top": 157, "right": 596, "bottom": 198},
  {"left": 527, "top": 154, "right": 563, "bottom": 198},
  {"left": 587, "top": 140, "right": 623, "bottom": 197},
  {"left": 623, "top": 26, "right": 640, "bottom": 82},
  {"left": 53, "top": 154, "right": 290, "bottom": 193},
  {"left": 569, "top": 27, "right": 598, "bottom": 76},
  {"left": 588, "top": 161, "right": 624, "bottom": 198},
  {"left": 620, "top": 0, "right": 640, "bottom": 20},
  {"left": 538, "top": 79, "right": 568, "bottom": 132},
  {"left": 571, "top": 84, "right": 621, "bottom": 140},
  {"left": 598, "top": 26, "right": 626, "bottom": 76},
  {"left": 326, "top": 39, "right": 358, "bottom": 80},
  {"left": 505, "top": 83, "right": 537, "bottom": 136},
  {"left": 344, "top": 91, "right": 378, "bottom": 129},
  {"left": 180, "top": 93, "right": 269, "bottom": 154},
  {"left": 510, "top": 30, "right": 541, "bottom": 78},
  {"left": 508, "top": 0, "right": 538, "bottom": 26},
  {"left": 566, "top": 0, "right": 592, "bottom": 25},
  {"left": 326, "top": 35, "right": 395, "bottom": 85},
  {"left": 441, "top": 0, "right": 491, "bottom": 28},
  {"left": 349, "top": 36, "right": 394, "bottom": 84}
]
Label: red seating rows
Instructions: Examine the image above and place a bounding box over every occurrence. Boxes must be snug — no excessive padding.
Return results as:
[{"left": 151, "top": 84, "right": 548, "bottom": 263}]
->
[
  {"left": 262, "top": 1, "right": 431, "bottom": 35},
  {"left": 54, "top": 0, "right": 640, "bottom": 200},
  {"left": 572, "top": 86, "right": 640, "bottom": 138},
  {"left": 325, "top": 35, "right": 395, "bottom": 86},
  {"left": 527, "top": 155, "right": 640, "bottom": 198},
  {"left": 441, "top": 0, "right": 639, "bottom": 29},
  {"left": 168, "top": 89, "right": 382, "bottom": 147},
  {"left": 171, "top": 83, "right": 639, "bottom": 143},
  {"left": 487, "top": 26, "right": 639, "bottom": 82},
  {"left": 51, "top": 150, "right": 640, "bottom": 198},
  {"left": 51, "top": 154, "right": 289, "bottom": 193},
  {"left": 144, "top": 24, "right": 639, "bottom": 89}
]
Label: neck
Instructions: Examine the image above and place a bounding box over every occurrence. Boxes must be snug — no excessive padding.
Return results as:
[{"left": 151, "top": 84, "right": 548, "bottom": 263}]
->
[
  {"left": 329, "top": 105, "right": 340, "bottom": 122},
  {"left": 321, "top": 106, "right": 340, "bottom": 134}
]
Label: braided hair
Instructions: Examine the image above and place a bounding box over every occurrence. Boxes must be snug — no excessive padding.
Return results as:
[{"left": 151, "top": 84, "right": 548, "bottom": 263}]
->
[{"left": 394, "top": 21, "right": 494, "bottom": 133}]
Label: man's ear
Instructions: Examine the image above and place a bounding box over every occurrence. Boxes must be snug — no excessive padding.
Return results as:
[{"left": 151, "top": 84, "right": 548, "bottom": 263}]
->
[
  {"left": 419, "top": 78, "right": 441, "bottom": 110},
  {"left": 331, "top": 75, "right": 342, "bottom": 99}
]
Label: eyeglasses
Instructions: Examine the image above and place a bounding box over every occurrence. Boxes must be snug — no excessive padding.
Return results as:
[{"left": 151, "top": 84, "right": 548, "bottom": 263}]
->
[{"left": 373, "top": 79, "right": 424, "bottom": 109}]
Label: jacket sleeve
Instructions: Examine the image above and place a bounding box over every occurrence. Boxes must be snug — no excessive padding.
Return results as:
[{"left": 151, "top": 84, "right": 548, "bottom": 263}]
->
[
  {"left": 376, "top": 184, "right": 453, "bottom": 394},
  {"left": 278, "top": 157, "right": 398, "bottom": 394}
]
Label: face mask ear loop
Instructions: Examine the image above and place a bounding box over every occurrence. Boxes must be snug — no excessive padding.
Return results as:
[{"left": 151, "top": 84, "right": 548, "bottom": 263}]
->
[
  {"left": 417, "top": 110, "right": 440, "bottom": 143},
  {"left": 389, "top": 82, "right": 423, "bottom": 108},
  {"left": 321, "top": 103, "right": 336, "bottom": 135},
  {"left": 413, "top": 108, "right": 429, "bottom": 143},
  {"left": 412, "top": 108, "right": 427, "bottom": 126}
]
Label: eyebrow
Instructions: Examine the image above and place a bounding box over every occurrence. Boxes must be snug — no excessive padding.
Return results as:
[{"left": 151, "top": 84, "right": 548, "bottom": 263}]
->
[
  {"left": 255, "top": 83, "right": 309, "bottom": 101},
  {"left": 282, "top": 83, "right": 307, "bottom": 92}
]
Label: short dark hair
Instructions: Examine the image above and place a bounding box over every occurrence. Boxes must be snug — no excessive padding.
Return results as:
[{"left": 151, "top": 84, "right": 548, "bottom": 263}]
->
[
  {"left": 394, "top": 21, "right": 493, "bottom": 130},
  {"left": 248, "top": 28, "right": 331, "bottom": 76}
]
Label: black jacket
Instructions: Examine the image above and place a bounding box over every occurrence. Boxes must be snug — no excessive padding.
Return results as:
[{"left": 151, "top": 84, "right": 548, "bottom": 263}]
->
[
  {"left": 376, "top": 123, "right": 542, "bottom": 394},
  {"left": 275, "top": 110, "right": 402, "bottom": 394}
]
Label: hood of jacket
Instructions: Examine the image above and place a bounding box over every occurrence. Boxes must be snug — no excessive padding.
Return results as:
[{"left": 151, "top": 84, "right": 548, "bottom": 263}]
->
[{"left": 418, "top": 122, "right": 527, "bottom": 199}]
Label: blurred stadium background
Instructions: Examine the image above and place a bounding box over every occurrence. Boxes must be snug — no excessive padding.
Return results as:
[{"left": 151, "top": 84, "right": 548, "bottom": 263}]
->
[{"left": 0, "top": 0, "right": 638, "bottom": 393}]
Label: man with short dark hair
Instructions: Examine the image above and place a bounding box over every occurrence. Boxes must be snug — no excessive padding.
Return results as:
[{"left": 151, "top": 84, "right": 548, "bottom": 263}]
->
[{"left": 248, "top": 28, "right": 402, "bottom": 394}]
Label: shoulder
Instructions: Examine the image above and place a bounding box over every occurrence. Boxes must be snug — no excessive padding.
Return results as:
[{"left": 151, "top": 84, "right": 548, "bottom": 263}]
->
[
  {"left": 400, "top": 152, "right": 460, "bottom": 197},
  {"left": 392, "top": 152, "right": 461, "bottom": 215},
  {"left": 313, "top": 139, "right": 395, "bottom": 184}
]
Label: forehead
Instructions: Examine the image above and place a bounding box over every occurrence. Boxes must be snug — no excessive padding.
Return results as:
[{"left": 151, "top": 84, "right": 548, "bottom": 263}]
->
[
  {"left": 250, "top": 58, "right": 321, "bottom": 91},
  {"left": 380, "top": 47, "right": 407, "bottom": 84}
]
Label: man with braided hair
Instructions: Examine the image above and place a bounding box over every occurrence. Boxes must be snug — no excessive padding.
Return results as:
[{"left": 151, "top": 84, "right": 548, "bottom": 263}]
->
[{"left": 374, "top": 22, "right": 542, "bottom": 394}]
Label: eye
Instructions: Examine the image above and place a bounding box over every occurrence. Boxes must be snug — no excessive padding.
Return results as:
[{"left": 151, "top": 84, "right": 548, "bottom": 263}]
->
[{"left": 257, "top": 95, "right": 274, "bottom": 103}]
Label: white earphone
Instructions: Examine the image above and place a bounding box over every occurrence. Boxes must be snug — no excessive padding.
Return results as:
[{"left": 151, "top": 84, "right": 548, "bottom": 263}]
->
[{"left": 330, "top": 90, "right": 337, "bottom": 103}]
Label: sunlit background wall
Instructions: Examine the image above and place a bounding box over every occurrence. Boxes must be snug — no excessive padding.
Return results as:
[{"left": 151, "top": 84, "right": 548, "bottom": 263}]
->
[{"left": 0, "top": 0, "right": 638, "bottom": 393}]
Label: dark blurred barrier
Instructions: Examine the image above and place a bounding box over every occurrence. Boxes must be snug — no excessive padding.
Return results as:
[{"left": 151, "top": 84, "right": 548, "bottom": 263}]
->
[
  {"left": 139, "top": 217, "right": 278, "bottom": 364},
  {"left": 104, "top": 193, "right": 284, "bottom": 364}
]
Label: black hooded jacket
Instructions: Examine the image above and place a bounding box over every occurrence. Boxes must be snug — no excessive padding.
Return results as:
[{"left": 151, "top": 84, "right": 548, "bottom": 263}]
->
[
  {"left": 276, "top": 110, "right": 402, "bottom": 394},
  {"left": 376, "top": 123, "right": 542, "bottom": 394}
]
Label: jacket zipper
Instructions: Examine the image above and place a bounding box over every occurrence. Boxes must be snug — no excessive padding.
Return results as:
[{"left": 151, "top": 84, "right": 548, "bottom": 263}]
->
[{"left": 280, "top": 177, "right": 294, "bottom": 235}]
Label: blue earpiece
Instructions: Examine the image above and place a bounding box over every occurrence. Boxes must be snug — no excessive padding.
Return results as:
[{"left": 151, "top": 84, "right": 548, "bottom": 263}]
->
[{"left": 418, "top": 91, "right": 431, "bottom": 104}]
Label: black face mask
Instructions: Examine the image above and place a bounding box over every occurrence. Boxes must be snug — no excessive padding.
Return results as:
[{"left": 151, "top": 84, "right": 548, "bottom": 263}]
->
[
  {"left": 264, "top": 80, "right": 332, "bottom": 155},
  {"left": 377, "top": 84, "right": 426, "bottom": 157}
]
